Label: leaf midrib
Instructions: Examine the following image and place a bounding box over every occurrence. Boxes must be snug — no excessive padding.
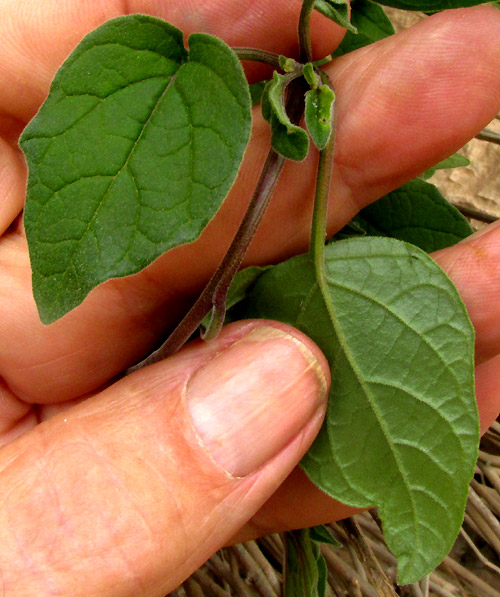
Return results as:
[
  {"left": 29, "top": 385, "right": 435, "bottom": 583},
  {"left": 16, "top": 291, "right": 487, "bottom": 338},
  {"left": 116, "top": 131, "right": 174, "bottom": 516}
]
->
[{"left": 312, "top": 258, "right": 421, "bottom": 555}]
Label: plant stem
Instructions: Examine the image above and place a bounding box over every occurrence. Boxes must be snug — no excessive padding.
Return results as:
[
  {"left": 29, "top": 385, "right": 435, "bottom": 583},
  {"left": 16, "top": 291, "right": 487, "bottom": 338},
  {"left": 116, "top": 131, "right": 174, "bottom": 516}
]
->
[
  {"left": 300, "top": 0, "right": 337, "bottom": 269},
  {"left": 127, "top": 149, "right": 286, "bottom": 372},
  {"left": 127, "top": 58, "right": 307, "bottom": 373},
  {"left": 313, "top": 56, "right": 333, "bottom": 67},
  {"left": 453, "top": 203, "right": 498, "bottom": 224},
  {"left": 309, "top": 72, "right": 336, "bottom": 270},
  {"left": 476, "top": 127, "right": 500, "bottom": 146},
  {"left": 298, "top": 0, "right": 316, "bottom": 63},
  {"left": 232, "top": 47, "right": 283, "bottom": 69}
]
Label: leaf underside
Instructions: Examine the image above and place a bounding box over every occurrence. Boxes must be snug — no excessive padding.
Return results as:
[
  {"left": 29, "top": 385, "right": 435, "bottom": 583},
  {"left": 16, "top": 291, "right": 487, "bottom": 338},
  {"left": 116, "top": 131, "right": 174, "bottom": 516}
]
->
[
  {"left": 236, "top": 236, "right": 478, "bottom": 584},
  {"left": 21, "top": 15, "right": 251, "bottom": 323}
]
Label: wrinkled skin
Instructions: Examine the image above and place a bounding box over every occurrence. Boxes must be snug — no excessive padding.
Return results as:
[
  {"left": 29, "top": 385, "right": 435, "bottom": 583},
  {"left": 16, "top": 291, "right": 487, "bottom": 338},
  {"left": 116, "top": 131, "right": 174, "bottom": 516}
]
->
[{"left": 1, "top": 1, "right": 500, "bottom": 595}]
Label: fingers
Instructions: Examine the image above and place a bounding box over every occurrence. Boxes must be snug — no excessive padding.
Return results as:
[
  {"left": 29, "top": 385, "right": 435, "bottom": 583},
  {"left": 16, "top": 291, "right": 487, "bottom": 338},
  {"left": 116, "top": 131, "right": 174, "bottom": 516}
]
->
[
  {"left": 0, "top": 321, "right": 329, "bottom": 596},
  {"left": 0, "top": 233, "right": 182, "bottom": 403},
  {"left": 0, "top": 377, "right": 36, "bottom": 447},
  {"left": 237, "top": 346, "right": 500, "bottom": 541},
  {"left": 0, "top": 138, "right": 25, "bottom": 235},
  {"left": 0, "top": 0, "right": 343, "bottom": 124},
  {"left": 2, "top": 6, "right": 500, "bottom": 403}
]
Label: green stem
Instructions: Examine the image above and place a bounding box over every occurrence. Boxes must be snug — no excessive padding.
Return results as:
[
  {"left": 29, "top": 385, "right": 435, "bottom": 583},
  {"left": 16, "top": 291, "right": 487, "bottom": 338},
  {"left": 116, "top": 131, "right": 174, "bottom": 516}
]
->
[
  {"left": 313, "top": 55, "right": 333, "bottom": 67},
  {"left": 232, "top": 47, "right": 283, "bottom": 69},
  {"left": 298, "top": 0, "right": 316, "bottom": 63},
  {"left": 309, "top": 72, "right": 336, "bottom": 270}
]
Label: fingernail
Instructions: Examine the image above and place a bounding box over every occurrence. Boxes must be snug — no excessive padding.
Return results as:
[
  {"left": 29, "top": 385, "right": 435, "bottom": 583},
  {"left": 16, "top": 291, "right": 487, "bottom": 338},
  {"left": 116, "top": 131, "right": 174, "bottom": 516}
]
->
[{"left": 186, "top": 326, "right": 328, "bottom": 477}]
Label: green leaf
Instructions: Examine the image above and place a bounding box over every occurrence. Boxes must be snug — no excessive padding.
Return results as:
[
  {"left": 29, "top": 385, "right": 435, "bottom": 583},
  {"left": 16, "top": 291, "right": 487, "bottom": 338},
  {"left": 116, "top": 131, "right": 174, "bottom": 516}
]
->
[
  {"left": 305, "top": 85, "right": 335, "bottom": 150},
  {"left": 333, "top": 0, "right": 395, "bottom": 57},
  {"left": 336, "top": 179, "right": 473, "bottom": 252},
  {"left": 316, "top": 552, "right": 328, "bottom": 597},
  {"left": 262, "top": 72, "right": 309, "bottom": 161},
  {"left": 283, "top": 529, "right": 327, "bottom": 597},
  {"left": 302, "top": 63, "right": 320, "bottom": 90},
  {"left": 249, "top": 80, "right": 267, "bottom": 106},
  {"left": 280, "top": 55, "right": 302, "bottom": 73},
  {"left": 224, "top": 265, "right": 273, "bottom": 310},
  {"left": 420, "top": 153, "right": 470, "bottom": 180},
  {"left": 373, "top": 0, "right": 490, "bottom": 12},
  {"left": 332, "top": 217, "right": 368, "bottom": 240},
  {"left": 315, "top": 0, "right": 358, "bottom": 33},
  {"left": 238, "top": 237, "right": 478, "bottom": 584},
  {"left": 20, "top": 15, "right": 252, "bottom": 323},
  {"left": 309, "top": 525, "right": 342, "bottom": 547}
]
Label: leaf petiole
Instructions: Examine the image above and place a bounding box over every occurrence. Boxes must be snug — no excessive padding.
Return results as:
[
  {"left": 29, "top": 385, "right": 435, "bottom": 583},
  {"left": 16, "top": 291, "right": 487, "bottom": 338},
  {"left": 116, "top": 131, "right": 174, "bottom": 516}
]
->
[
  {"left": 232, "top": 47, "right": 283, "bottom": 68},
  {"left": 312, "top": 55, "right": 333, "bottom": 67},
  {"left": 298, "top": 0, "right": 316, "bottom": 63},
  {"left": 309, "top": 71, "right": 336, "bottom": 269}
]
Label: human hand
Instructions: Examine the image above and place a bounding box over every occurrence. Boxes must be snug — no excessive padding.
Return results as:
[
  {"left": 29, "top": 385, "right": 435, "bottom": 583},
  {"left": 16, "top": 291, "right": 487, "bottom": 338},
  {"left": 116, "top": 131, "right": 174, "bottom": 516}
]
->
[{"left": 1, "top": 1, "right": 500, "bottom": 594}]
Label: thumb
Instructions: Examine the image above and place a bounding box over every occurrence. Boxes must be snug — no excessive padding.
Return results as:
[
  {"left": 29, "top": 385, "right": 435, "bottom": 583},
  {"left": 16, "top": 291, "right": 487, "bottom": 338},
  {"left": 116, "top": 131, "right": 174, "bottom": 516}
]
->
[{"left": 0, "top": 321, "right": 329, "bottom": 597}]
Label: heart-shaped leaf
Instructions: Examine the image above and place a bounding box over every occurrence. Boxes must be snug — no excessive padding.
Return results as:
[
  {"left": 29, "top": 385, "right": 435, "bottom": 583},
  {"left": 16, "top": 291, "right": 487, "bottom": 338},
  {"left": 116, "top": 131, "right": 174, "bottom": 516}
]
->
[
  {"left": 21, "top": 15, "right": 252, "bottom": 323},
  {"left": 237, "top": 236, "right": 478, "bottom": 583}
]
